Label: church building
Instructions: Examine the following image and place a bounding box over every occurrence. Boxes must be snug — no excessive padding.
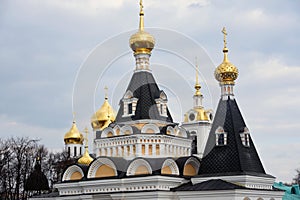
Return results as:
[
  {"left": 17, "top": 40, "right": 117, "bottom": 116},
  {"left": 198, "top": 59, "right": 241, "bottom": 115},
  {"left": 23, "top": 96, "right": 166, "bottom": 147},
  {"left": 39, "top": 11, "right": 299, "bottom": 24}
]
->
[{"left": 31, "top": 1, "right": 284, "bottom": 199}]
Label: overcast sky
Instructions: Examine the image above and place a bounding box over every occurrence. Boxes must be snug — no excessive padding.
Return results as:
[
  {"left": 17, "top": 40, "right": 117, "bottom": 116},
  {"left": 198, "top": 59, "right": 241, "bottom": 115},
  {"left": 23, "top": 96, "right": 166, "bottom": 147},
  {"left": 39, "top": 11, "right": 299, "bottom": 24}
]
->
[{"left": 0, "top": 0, "right": 299, "bottom": 183}]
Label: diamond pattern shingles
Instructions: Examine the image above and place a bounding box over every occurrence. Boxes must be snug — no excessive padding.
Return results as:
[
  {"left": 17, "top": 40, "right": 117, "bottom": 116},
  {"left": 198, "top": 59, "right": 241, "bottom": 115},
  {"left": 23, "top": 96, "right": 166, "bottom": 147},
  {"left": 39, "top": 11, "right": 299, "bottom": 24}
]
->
[
  {"left": 199, "top": 97, "right": 266, "bottom": 176},
  {"left": 115, "top": 71, "right": 173, "bottom": 123}
]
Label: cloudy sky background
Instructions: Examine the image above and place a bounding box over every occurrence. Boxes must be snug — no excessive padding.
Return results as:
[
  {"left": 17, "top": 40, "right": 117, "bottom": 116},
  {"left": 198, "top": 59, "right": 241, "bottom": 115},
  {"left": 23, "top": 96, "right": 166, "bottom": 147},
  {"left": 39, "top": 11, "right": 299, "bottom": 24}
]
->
[{"left": 1, "top": 0, "right": 299, "bottom": 183}]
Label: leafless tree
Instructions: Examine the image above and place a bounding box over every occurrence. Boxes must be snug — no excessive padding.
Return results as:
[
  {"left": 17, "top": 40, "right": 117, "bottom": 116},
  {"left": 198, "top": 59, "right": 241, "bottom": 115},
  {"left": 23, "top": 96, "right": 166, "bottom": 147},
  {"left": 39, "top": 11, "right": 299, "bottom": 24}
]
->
[
  {"left": 0, "top": 137, "right": 74, "bottom": 199},
  {"left": 293, "top": 169, "right": 300, "bottom": 185}
]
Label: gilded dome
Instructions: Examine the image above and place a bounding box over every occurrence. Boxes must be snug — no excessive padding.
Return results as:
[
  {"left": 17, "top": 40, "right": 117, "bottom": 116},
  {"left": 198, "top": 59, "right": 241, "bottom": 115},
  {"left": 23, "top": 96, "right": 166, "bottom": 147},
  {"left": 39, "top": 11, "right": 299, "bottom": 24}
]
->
[
  {"left": 129, "top": 30, "right": 155, "bottom": 54},
  {"left": 64, "top": 122, "right": 84, "bottom": 145},
  {"left": 129, "top": 0, "right": 155, "bottom": 55},
  {"left": 91, "top": 98, "right": 116, "bottom": 130},
  {"left": 78, "top": 147, "right": 94, "bottom": 165},
  {"left": 215, "top": 27, "right": 238, "bottom": 85},
  {"left": 215, "top": 48, "right": 238, "bottom": 85}
]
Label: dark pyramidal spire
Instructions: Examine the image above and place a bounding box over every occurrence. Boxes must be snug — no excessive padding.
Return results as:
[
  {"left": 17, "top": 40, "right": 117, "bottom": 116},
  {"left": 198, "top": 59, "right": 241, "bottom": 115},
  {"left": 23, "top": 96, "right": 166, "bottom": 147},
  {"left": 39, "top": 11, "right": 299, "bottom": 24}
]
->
[
  {"left": 25, "top": 157, "right": 49, "bottom": 193},
  {"left": 115, "top": 0, "right": 173, "bottom": 123},
  {"left": 199, "top": 28, "right": 268, "bottom": 176}
]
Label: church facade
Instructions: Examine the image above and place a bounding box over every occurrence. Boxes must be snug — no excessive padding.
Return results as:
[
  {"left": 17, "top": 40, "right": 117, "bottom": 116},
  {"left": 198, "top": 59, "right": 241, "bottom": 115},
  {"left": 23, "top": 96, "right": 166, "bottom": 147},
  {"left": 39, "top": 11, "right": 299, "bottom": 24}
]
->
[{"left": 31, "top": 1, "right": 284, "bottom": 199}]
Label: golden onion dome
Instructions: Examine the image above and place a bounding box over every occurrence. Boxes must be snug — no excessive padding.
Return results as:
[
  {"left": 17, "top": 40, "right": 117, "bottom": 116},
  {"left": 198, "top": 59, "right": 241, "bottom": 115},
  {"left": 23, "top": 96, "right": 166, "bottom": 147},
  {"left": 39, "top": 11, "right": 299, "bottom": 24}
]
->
[
  {"left": 215, "top": 27, "right": 238, "bottom": 85},
  {"left": 78, "top": 147, "right": 93, "bottom": 165},
  {"left": 78, "top": 127, "right": 94, "bottom": 165},
  {"left": 64, "top": 121, "right": 84, "bottom": 145},
  {"left": 214, "top": 48, "right": 238, "bottom": 85},
  {"left": 129, "top": 0, "right": 155, "bottom": 55},
  {"left": 91, "top": 97, "right": 116, "bottom": 130}
]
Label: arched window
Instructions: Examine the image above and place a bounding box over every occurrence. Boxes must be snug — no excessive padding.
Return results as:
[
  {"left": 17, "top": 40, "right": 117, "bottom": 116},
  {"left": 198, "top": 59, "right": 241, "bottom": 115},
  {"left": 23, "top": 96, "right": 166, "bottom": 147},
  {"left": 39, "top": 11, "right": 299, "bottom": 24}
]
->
[
  {"left": 166, "top": 126, "right": 174, "bottom": 135},
  {"left": 215, "top": 126, "right": 227, "bottom": 146},
  {"left": 87, "top": 158, "right": 117, "bottom": 178},
  {"left": 155, "top": 91, "right": 168, "bottom": 117},
  {"left": 121, "top": 125, "right": 133, "bottom": 135},
  {"left": 62, "top": 165, "right": 84, "bottom": 181},
  {"left": 183, "top": 157, "right": 200, "bottom": 176},
  {"left": 161, "top": 159, "right": 179, "bottom": 175},
  {"left": 141, "top": 124, "right": 160, "bottom": 134},
  {"left": 126, "top": 159, "right": 152, "bottom": 176},
  {"left": 240, "top": 127, "right": 250, "bottom": 147},
  {"left": 122, "top": 90, "right": 138, "bottom": 116}
]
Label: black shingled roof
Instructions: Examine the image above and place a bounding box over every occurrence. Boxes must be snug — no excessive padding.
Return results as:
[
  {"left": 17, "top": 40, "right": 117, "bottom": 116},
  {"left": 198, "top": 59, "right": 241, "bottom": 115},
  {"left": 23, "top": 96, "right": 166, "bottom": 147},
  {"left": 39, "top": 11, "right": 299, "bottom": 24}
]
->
[
  {"left": 172, "top": 179, "right": 245, "bottom": 191},
  {"left": 115, "top": 71, "right": 173, "bottom": 123},
  {"left": 199, "top": 97, "right": 269, "bottom": 176}
]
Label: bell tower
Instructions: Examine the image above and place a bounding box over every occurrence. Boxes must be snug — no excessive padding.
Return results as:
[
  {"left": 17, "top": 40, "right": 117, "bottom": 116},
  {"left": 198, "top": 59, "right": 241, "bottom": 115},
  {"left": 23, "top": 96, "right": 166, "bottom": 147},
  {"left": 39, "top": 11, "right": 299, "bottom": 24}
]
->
[{"left": 181, "top": 59, "right": 213, "bottom": 159}]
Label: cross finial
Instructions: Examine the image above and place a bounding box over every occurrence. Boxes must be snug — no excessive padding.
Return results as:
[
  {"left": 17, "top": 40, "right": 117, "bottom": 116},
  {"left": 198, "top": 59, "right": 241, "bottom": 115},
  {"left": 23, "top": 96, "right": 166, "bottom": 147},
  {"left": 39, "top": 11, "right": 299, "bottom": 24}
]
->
[
  {"left": 222, "top": 27, "right": 227, "bottom": 48},
  {"left": 139, "top": 0, "right": 144, "bottom": 31},
  {"left": 195, "top": 56, "right": 199, "bottom": 85},
  {"left": 72, "top": 112, "right": 76, "bottom": 123},
  {"left": 84, "top": 127, "right": 89, "bottom": 145},
  {"left": 139, "top": 0, "right": 144, "bottom": 15},
  {"left": 194, "top": 56, "right": 201, "bottom": 96},
  {"left": 104, "top": 86, "right": 108, "bottom": 100}
]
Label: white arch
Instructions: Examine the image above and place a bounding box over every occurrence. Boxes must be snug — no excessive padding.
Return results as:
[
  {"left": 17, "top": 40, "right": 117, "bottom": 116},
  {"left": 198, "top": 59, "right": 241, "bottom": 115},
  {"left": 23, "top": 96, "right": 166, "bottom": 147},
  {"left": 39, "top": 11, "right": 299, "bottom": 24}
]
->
[
  {"left": 124, "top": 90, "right": 133, "bottom": 99},
  {"left": 174, "top": 125, "right": 180, "bottom": 135},
  {"left": 101, "top": 127, "right": 114, "bottom": 138},
  {"left": 184, "top": 157, "right": 200, "bottom": 174},
  {"left": 177, "top": 127, "right": 188, "bottom": 138},
  {"left": 161, "top": 159, "right": 179, "bottom": 175},
  {"left": 141, "top": 123, "right": 160, "bottom": 134},
  {"left": 121, "top": 125, "right": 133, "bottom": 135},
  {"left": 88, "top": 157, "right": 117, "bottom": 178},
  {"left": 113, "top": 125, "right": 121, "bottom": 136},
  {"left": 166, "top": 126, "right": 174, "bottom": 135},
  {"left": 62, "top": 165, "right": 84, "bottom": 181},
  {"left": 126, "top": 159, "right": 152, "bottom": 176},
  {"left": 159, "top": 91, "right": 167, "bottom": 100}
]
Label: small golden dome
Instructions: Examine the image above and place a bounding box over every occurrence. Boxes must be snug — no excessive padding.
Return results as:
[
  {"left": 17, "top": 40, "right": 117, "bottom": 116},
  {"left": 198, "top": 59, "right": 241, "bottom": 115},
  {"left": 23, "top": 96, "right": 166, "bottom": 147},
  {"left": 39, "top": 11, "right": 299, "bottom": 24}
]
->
[
  {"left": 129, "top": 31, "right": 155, "bottom": 54},
  {"left": 91, "top": 98, "right": 116, "bottom": 130},
  {"left": 64, "top": 122, "right": 84, "bottom": 145},
  {"left": 78, "top": 147, "right": 93, "bottom": 165},
  {"left": 214, "top": 48, "right": 238, "bottom": 85},
  {"left": 78, "top": 127, "right": 94, "bottom": 165},
  {"left": 129, "top": 0, "right": 155, "bottom": 55},
  {"left": 215, "top": 27, "right": 238, "bottom": 85}
]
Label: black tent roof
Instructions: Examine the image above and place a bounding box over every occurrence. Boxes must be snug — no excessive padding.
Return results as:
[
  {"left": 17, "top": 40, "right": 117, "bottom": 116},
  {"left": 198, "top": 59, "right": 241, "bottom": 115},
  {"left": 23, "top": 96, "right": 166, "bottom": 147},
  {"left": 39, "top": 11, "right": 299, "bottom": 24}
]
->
[
  {"left": 115, "top": 71, "right": 173, "bottom": 123},
  {"left": 199, "top": 97, "right": 268, "bottom": 176},
  {"left": 25, "top": 162, "right": 49, "bottom": 191}
]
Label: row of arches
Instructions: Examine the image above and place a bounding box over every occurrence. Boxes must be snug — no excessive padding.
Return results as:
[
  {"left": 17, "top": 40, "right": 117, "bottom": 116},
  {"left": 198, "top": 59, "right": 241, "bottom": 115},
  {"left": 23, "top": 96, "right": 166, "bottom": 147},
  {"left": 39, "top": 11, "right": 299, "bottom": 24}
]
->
[
  {"left": 101, "top": 124, "right": 188, "bottom": 138},
  {"left": 166, "top": 126, "right": 188, "bottom": 138},
  {"left": 62, "top": 157, "right": 200, "bottom": 181}
]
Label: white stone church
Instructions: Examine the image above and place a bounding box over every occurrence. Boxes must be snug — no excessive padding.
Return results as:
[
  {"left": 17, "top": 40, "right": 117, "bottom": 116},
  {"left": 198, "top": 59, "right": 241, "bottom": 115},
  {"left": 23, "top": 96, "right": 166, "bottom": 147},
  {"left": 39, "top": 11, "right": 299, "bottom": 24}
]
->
[{"left": 31, "top": 1, "right": 284, "bottom": 199}]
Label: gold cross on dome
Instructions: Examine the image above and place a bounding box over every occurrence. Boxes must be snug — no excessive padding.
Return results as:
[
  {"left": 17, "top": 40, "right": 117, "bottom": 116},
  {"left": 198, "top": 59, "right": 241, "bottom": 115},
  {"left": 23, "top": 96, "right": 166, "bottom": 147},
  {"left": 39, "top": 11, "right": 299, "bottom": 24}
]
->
[
  {"left": 222, "top": 27, "right": 227, "bottom": 48},
  {"left": 140, "top": 0, "right": 144, "bottom": 14},
  {"left": 72, "top": 112, "right": 76, "bottom": 122},
  {"left": 195, "top": 56, "right": 199, "bottom": 85},
  {"left": 104, "top": 86, "right": 108, "bottom": 99},
  {"left": 84, "top": 127, "right": 89, "bottom": 145}
]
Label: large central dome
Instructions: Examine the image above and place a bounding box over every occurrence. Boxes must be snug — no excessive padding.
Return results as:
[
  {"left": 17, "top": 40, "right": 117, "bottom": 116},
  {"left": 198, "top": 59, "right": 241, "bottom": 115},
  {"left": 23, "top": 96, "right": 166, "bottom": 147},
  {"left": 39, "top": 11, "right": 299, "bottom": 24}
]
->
[{"left": 129, "top": 0, "right": 155, "bottom": 55}]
